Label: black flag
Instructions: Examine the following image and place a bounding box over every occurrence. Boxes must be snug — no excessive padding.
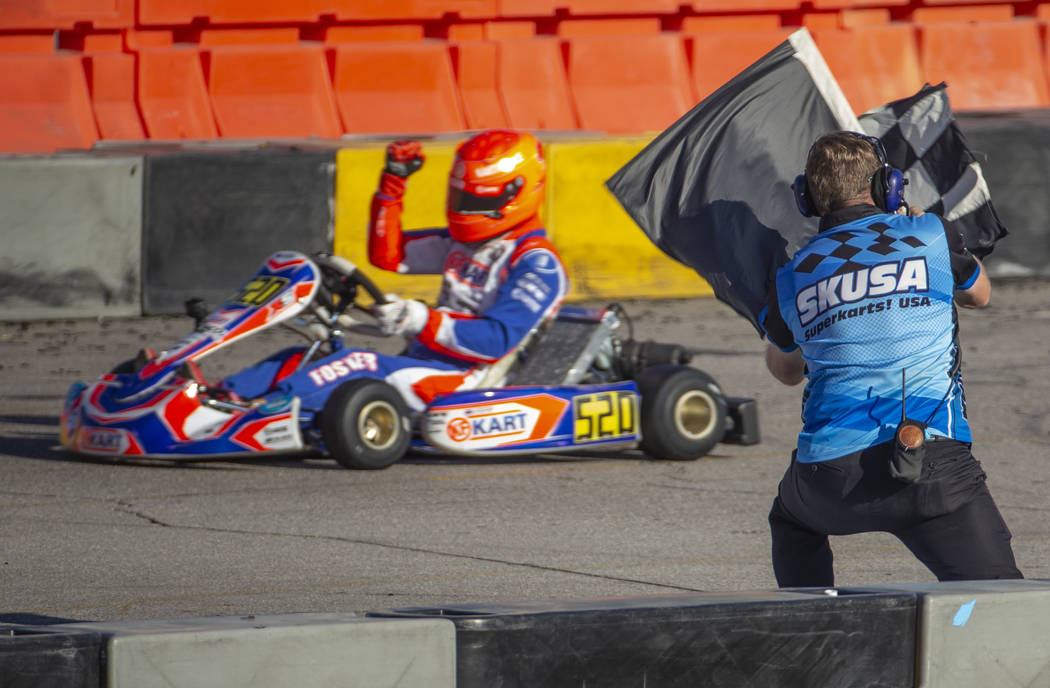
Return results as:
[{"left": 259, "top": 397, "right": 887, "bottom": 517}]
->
[{"left": 606, "top": 28, "right": 859, "bottom": 334}]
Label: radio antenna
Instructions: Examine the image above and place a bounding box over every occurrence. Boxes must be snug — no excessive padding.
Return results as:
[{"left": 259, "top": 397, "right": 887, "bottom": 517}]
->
[{"left": 900, "top": 369, "right": 906, "bottom": 421}]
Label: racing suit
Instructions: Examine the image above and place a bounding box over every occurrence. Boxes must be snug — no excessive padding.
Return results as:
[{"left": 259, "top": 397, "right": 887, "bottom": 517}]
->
[
  {"left": 366, "top": 175, "right": 569, "bottom": 410},
  {"left": 761, "top": 204, "right": 1021, "bottom": 586}
]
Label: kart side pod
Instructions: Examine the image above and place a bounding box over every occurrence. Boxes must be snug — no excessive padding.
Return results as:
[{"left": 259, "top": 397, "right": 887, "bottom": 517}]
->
[
  {"left": 420, "top": 366, "right": 759, "bottom": 460},
  {"left": 421, "top": 382, "right": 641, "bottom": 457}
]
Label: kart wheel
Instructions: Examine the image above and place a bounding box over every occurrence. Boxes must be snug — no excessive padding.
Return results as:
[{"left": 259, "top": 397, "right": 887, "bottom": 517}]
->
[
  {"left": 636, "top": 365, "right": 727, "bottom": 460},
  {"left": 320, "top": 378, "right": 411, "bottom": 470}
]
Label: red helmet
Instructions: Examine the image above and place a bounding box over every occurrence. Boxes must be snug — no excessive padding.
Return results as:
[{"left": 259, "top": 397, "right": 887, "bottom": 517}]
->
[{"left": 446, "top": 130, "right": 546, "bottom": 243}]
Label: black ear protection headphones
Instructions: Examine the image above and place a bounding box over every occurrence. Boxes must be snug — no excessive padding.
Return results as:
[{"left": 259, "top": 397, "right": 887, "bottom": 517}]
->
[{"left": 792, "top": 132, "right": 905, "bottom": 217}]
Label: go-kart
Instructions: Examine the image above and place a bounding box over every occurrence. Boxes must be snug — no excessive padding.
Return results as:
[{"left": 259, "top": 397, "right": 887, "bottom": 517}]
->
[{"left": 60, "top": 251, "right": 759, "bottom": 469}]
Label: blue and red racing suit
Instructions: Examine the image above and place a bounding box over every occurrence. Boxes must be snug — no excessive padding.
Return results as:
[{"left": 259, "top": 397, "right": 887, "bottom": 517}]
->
[
  {"left": 221, "top": 180, "right": 568, "bottom": 413},
  {"left": 363, "top": 173, "right": 569, "bottom": 409}
]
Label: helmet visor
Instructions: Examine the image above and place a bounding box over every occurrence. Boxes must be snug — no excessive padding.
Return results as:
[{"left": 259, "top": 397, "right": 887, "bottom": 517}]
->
[{"left": 449, "top": 177, "right": 524, "bottom": 216}]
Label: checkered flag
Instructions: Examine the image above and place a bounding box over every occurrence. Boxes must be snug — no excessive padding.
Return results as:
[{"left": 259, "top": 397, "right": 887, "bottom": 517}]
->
[{"left": 859, "top": 82, "right": 1007, "bottom": 258}]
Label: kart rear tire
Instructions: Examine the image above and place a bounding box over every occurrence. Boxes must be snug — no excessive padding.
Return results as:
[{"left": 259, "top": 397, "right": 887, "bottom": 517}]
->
[
  {"left": 320, "top": 378, "right": 411, "bottom": 470},
  {"left": 636, "top": 365, "right": 727, "bottom": 460}
]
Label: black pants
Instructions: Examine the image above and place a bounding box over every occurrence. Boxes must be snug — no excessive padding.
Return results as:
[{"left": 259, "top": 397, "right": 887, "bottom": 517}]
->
[{"left": 769, "top": 438, "right": 1022, "bottom": 587}]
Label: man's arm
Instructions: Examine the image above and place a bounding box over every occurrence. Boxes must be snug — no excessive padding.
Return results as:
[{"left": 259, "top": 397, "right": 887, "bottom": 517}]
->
[
  {"left": 955, "top": 256, "right": 991, "bottom": 309},
  {"left": 765, "top": 343, "right": 806, "bottom": 386}
]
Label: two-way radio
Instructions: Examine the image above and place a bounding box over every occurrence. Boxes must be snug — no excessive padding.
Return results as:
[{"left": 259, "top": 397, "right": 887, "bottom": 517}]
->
[{"left": 890, "top": 369, "right": 927, "bottom": 483}]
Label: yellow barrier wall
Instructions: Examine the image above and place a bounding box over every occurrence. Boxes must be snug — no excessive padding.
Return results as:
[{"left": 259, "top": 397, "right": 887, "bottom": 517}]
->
[{"left": 333, "top": 137, "right": 712, "bottom": 302}]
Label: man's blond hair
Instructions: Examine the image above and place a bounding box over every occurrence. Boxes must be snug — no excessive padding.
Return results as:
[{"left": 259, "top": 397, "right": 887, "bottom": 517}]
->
[{"left": 805, "top": 132, "right": 882, "bottom": 216}]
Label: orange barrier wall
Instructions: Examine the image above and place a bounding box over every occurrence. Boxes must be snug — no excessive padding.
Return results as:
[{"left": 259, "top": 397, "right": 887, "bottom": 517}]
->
[{"left": 1, "top": 1, "right": 1049, "bottom": 153}]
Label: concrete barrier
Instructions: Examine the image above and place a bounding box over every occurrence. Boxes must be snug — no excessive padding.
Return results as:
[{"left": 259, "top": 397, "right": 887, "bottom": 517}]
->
[
  {"left": 0, "top": 624, "right": 102, "bottom": 688},
  {"left": 840, "top": 579, "right": 1050, "bottom": 688},
  {"left": 142, "top": 148, "right": 336, "bottom": 315},
  {"left": 369, "top": 590, "right": 917, "bottom": 687},
  {"left": 1, "top": 118, "right": 1048, "bottom": 322},
  {"left": 44, "top": 612, "right": 456, "bottom": 688},
  {"left": 0, "top": 155, "right": 142, "bottom": 320},
  {"left": 959, "top": 113, "right": 1050, "bottom": 277}
]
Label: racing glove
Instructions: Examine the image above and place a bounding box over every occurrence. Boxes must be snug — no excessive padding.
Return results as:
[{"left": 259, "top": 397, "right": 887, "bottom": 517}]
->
[
  {"left": 379, "top": 140, "right": 424, "bottom": 197},
  {"left": 372, "top": 294, "right": 429, "bottom": 338}
]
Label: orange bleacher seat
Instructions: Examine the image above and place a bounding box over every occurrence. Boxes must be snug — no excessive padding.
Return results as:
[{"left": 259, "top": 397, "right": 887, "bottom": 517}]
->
[
  {"left": 207, "top": 45, "right": 342, "bottom": 139},
  {"left": 553, "top": 0, "right": 679, "bottom": 12},
  {"left": 497, "top": 37, "right": 577, "bottom": 130},
  {"left": 332, "top": 41, "right": 465, "bottom": 134},
  {"left": 557, "top": 18, "right": 662, "bottom": 36},
  {"left": 324, "top": 25, "right": 425, "bottom": 42},
  {"left": 498, "top": 0, "right": 557, "bottom": 15},
  {"left": 452, "top": 41, "right": 509, "bottom": 129},
  {"left": 448, "top": 24, "right": 486, "bottom": 41},
  {"left": 125, "top": 30, "right": 174, "bottom": 50},
  {"left": 911, "top": 5, "right": 1013, "bottom": 22},
  {"left": 81, "top": 33, "right": 124, "bottom": 53},
  {"left": 812, "top": 24, "right": 922, "bottom": 114},
  {"left": 810, "top": 0, "right": 907, "bottom": 7},
  {"left": 689, "top": 29, "right": 792, "bottom": 100},
  {"left": 0, "top": 34, "right": 55, "bottom": 53},
  {"left": 139, "top": 0, "right": 324, "bottom": 25},
  {"left": 689, "top": 1, "right": 801, "bottom": 10},
  {"left": 840, "top": 8, "right": 892, "bottom": 27},
  {"left": 198, "top": 28, "right": 300, "bottom": 46},
  {"left": 802, "top": 13, "right": 841, "bottom": 30},
  {"left": 918, "top": 20, "right": 1049, "bottom": 111},
  {"left": 0, "top": 0, "right": 133, "bottom": 30},
  {"left": 87, "top": 52, "right": 146, "bottom": 141},
  {"left": 330, "top": 0, "right": 497, "bottom": 20},
  {"left": 137, "top": 48, "right": 218, "bottom": 140},
  {"left": 566, "top": 33, "right": 694, "bottom": 134},
  {"left": 0, "top": 53, "right": 97, "bottom": 153},
  {"left": 681, "top": 15, "right": 782, "bottom": 32},
  {"left": 484, "top": 21, "right": 535, "bottom": 39}
]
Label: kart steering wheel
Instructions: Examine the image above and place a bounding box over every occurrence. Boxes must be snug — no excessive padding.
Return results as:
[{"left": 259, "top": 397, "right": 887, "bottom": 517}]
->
[
  {"left": 311, "top": 253, "right": 393, "bottom": 337},
  {"left": 312, "top": 252, "right": 387, "bottom": 308}
]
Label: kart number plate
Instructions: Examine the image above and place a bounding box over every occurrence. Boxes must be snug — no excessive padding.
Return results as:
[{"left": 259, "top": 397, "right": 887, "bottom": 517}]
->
[
  {"left": 572, "top": 390, "right": 637, "bottom": 443},
  {"left": 232, "top": 276, "right": 290, "bottom": 307}
]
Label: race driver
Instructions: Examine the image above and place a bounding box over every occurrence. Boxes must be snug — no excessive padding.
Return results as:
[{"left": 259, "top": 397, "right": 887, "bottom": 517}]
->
[{"left": 366, "top": 129, "right": 569, "bottom": 410}]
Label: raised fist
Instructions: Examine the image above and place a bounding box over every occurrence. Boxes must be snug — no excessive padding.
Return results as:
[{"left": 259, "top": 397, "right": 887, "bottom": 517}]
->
[{"left": 384, "top": 140, "right": 425, "bottom": 179}]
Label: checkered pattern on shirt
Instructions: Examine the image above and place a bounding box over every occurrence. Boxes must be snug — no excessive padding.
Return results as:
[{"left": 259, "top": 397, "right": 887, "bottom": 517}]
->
[{"left": 794, "top": 223, "right": 927, "bottom": 275}]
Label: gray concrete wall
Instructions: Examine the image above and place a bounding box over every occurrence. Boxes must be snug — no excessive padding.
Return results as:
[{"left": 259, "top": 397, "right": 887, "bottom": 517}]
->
[{"left": 0, "top": 155, "right": 143, "bottom": 320}]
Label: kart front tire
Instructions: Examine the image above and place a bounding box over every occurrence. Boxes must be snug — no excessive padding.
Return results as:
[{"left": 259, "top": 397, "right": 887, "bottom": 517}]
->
[
  {"left": 636, "top": 365, "right": 727, "bottom": 460},
  {"left": 320, "top": 378, "right": 411, "bottom": 470}
]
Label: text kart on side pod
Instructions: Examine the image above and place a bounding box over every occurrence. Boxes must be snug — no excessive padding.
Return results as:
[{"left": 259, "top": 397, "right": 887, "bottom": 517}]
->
[{"left": 60, "top": 251, "right": 760, "bottom": 469}]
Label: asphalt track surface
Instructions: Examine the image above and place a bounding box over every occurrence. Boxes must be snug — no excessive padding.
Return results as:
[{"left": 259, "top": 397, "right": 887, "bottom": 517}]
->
[{"left": 1, "top": 282, "right": 1047, "bottom": 625}]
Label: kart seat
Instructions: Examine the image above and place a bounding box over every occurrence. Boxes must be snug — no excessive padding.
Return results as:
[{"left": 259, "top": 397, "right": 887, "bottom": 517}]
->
[{"left": 503, "top": 305, "right": 617, "bottom": 386}]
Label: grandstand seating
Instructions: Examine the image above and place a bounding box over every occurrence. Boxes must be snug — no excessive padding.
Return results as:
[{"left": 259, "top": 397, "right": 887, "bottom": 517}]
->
[
  {"left": 207, "top": 45, "right": 342, "bottom": 139},
  {"left": 688, "top": 29, "right": 793, "bottom": 100},
  {"left": 566, "top": 33, "right": 694, "bottom": 133},
  {"left": 137, "top": 48, "right": 218, "bottom": 139},
  {"left": 331, "top": 41, "right": 465, "bottom": 134},
  {"left": 0, "top": 54, "right": 98, "bottom": 153},
  {"left": 86, "top": 52, "right": 147, "bottom": 141},
  {"left": 919, "top": 19, "right": 1049, "bottom": 110},
  {"left": 1, "top": 1, "right": 1050, "bottom": 151},
  {"left": 497, "top": 38, "right": 579, "bottom": 130},
  {"left": 812, "top": 24, "right": 923, "bottom": 114},
  {"left": 451, "top": 41, "right": 510, "bottom": 129}
]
